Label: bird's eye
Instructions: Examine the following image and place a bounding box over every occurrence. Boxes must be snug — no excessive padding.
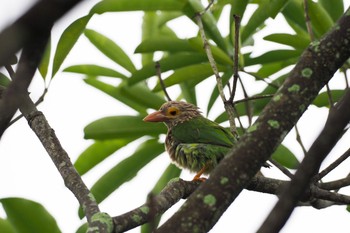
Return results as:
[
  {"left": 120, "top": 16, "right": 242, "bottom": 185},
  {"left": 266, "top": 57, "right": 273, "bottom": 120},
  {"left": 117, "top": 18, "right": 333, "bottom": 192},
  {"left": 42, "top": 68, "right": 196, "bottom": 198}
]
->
[{"left": 168, "top": 107, "right": 179, "bottom": 116}]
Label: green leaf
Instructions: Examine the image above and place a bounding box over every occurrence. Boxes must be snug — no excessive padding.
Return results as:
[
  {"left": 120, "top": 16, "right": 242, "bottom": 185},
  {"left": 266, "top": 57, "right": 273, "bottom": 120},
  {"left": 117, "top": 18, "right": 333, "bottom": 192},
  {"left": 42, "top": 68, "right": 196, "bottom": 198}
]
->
[
  {"left": 135, "top": 38, "right": 194, "bottom": 53},
  {"left": 180, "top": 82, "right": 197, "bottom": 105},
  {"left": 0, "top": 73, "right": 11, "bottom": 87},
  {"left": 64, "top": 64, "right": 128, "bottom": 79},
  {"left": 84, "top": 78, "right": 165, "bottom": 113},
  {"left": 90, "top": 139, "right": 164, "bottom": 203},
  {"left": 244, "top": 49, "right": 301, "bottom": 66},
  {"left": 153, "top": 63, "right": 227, "bottom": 91},
  {"left": 282, "top": 0, "right": 307, "bottom": 33},
  {"left": 263, "top": 33, "right": 310, "bottom": 50},
  {"left": 74, "top": 139, "right": 135, "bottom": 175},
  {"left": 241, "top": 0, "right": 290, "bottom": 44},
  {"left": 129, "top": 53, "right": 207, "bottom": 85},
  {"left": 0, "top": 198, "right": 61, "bottom": 233},
  {"left": 184, "top": 0, "right": 227, "bottom": 52},
  {"left": 207, "top": 70, "right": 233, "bottom": 113},
  {"left": 142, "top": 12, "right": 158, "bottom": 66},
  {"left": 84, "top": 115, "right": 166, "bottom": 140},
  {"left": 0, "top": 218, "right": 16, "bottom": 233},
  {"left": 52, "top": 14, "right": 91, "bottom": 77},
  {"left": 307, "top": 0, "right": 334, "bottom": 37},
  {"left": 319, "top": 0, "right": 344, "bottom": 22},
  {"left": 84, "top": 29, "right": 136, "bottom": 73},
  {"left": 38, "top": 38, "right": 51, "bottom": 79},
  {"left": 91, "top": 0, "right": 186, "bottom": 14},
  {"left": 313, "top": 90, "right": 345, "bottom": 108},
  {"left": 75, "top": 223, "right": 87, "bottom": 233},
  {"left": 272, "top": 144, "right": 299, "bottom": 169},
  {"left": 188, "top": 37, "right": 233, "bottom": 65},
  {"left": 255, "top": 58, "right": 297, "bottom": 78}
]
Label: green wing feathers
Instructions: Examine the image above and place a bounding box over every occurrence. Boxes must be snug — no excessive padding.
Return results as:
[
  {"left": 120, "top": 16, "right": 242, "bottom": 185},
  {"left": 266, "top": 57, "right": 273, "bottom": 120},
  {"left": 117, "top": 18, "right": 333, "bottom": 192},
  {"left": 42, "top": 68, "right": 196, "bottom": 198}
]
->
[{"left": 171, "top": 116, "right": 237, "bottom": 147}]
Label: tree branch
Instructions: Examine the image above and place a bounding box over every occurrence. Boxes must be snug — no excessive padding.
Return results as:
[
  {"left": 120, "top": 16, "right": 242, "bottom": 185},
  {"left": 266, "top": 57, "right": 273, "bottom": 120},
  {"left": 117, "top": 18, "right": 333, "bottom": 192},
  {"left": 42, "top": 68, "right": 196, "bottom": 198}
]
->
[
  {"left": 112, "top": 175, "right": 350, "bottom": 232},
  {"left": 0, "top": 0, "right": 82, "bottom": 67},
  {"left": 155, "top": 7, "right": 350, "bottom": 233},
  {"left": 194, "top": 13, "right": 238, "bottom": 137},
  {"left": 21, "top": 96, "right": 112, "bottom": 232},
  {"left": 0, "top": 0, "right": 84, "bottom": 138},
  {"left": 258, "top": 86, "right": 350, "bottom": 232}
]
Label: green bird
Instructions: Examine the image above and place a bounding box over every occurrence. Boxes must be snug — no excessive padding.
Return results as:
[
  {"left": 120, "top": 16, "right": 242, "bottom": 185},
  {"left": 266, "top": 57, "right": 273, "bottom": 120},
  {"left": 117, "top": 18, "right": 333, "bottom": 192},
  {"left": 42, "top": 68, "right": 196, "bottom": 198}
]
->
[{"left": 143, "top": 101, "right": 238, "bottom": 181}]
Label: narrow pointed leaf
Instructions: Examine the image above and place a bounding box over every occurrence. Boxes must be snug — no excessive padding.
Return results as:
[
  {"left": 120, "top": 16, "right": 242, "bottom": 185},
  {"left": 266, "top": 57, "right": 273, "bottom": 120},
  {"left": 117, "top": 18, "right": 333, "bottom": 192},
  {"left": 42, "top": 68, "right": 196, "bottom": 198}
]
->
[
  {"left": 272, "top": 144, "right": 299, "bottom": 169},
  {"left": 153, "top": 63, "right": 227, "bottom": 91},
  {"left": 282, "top": 0, "right": 307, "bottom": 33},
  {"left": 241, "top": 0, "right": 290, "bottom": 43},
  {"left": 188, "top": 37, "right": 233, "bottom": 65},
  {"left": 263, "top": 33, "right": 310, "bottom": 50},
  {"left": 307, "top": 0, "right": 334, "bottom": 37},
  {"left": 129, "top": 53, "right": 207, "bottom": 85},
  {"left": 142, "top": 12, "right": 158, "bottom": 66},
  {"left": 84, "top": 115, "right": 166, "bottom": 140},
  {"left": 255, "top": 58, "right": 297, "bottom": 78},
  {"left": 0, "top": 218, "right": 16, "bottom": 233},
  {"left": 0, "top": 73, "right": 11, "bottom": 87},
  {"left": 91, "top": 0, "right": 186, "bottom": 14},
  {"left": 319, "top": 0, "right": 344, "bottom": 22},
  {"left": 52, "top": 15, "right": 91, "bottom": 77},
  {"left": 0, "top": 198, "right": 61, "bottom": 233},
  {"left": 313, "top": 90, "right": 345, "bottom": 108},
  {"left": 74, "top": 139, "right": 135, "bottom": 175},
  {"left": 84, "top": 29, "right": 136, "bottom": 73},
  {"left": 64, "top": 64, "right": 128, "bottom": 79},
  {"left": 207, "top": 70, "right": 233, "bottom": 113},
  {"left": 38, "top": 38, "right": 51, "bottom": 79},
  {"left": 244, "top": 49, "right": 301, "bottom": 66},
  {"left": 84, "top": 78, "right": 165, "bottom": 113},
  {"left": 135, "top": 38, "right": 194, "bottom": 53},
  {"left": 180, "top": 82, "right": 197, "bottom": 105},
  {"left": 183, "top": 0, "right": 227, "bottom": 51},
  {"left": 90, "top": 139, "right": 164, "bottom": 203}
]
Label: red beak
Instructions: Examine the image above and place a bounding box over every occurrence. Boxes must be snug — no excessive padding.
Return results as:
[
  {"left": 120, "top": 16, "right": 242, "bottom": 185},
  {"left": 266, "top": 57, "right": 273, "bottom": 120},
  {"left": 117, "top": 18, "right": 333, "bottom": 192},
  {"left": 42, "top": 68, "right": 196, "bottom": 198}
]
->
[{"left": 143, "top": 110, "right": 167, "bottom": 122}]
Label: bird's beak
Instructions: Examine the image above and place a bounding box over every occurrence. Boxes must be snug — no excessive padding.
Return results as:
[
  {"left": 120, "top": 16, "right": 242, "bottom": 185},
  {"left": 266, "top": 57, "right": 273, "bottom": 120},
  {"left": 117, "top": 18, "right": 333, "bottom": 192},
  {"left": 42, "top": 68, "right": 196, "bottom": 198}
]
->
[{"left": 143, "top": 110, "right": 167, "bottom": 122}]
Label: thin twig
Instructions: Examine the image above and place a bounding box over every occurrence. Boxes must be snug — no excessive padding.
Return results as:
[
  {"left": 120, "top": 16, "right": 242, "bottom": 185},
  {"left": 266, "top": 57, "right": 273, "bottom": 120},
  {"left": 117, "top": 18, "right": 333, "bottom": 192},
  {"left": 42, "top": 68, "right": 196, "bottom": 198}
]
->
[
  {"left": 325, "top": 84, "right": 334, "bottom": 107},
  {"left": 232, "top": 94, "right": 274, "bottom": 105},
  {"left": 5, "top": 64, "right": 49, "bottom": 127},
  {"left": 314, "top": 147, "right": 350, "bottom": 182},
  {"left": 237, "top": 76, "right": 252, "bottom": 125},
  {"left": 229, "top": 14, "right": 241, "bottom": 103},
  {"left": 203, "top": 0, "right": 215, "bottom": 13},
  {"left": 295, "top": 124, "right": 307, "bottom": 156},
  {"left": 303, "top": 0, "right": 315, "bottom": 41},
  {"left": 343, "top": 69, "right": 349, "bottom": 88},
  {"left": 155, "top": 61, "right": 172, "bottom": 101},
  {"left": 268, "top": 159, "right": 294, "bottom": 179},
  {"left": 194, "top": 13, "right": 238, "bottom": 136}
]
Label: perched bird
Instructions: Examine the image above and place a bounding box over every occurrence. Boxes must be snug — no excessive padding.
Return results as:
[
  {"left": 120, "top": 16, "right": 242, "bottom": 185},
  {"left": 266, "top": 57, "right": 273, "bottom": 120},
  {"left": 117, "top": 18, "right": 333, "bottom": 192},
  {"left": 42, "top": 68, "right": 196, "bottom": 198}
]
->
[{"left": 143, "top": 101, "right": 238, "bottom": 181}]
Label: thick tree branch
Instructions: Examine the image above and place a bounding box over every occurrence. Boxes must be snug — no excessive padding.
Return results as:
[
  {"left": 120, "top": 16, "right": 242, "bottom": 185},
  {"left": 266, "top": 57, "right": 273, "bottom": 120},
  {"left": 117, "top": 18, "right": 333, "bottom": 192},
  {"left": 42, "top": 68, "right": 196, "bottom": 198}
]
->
[
  {"left": 0, "top": 0, "right": 82, "bottom": 67},
  {"left": 0, "top": 0, "right": 83, "bottom": 138},
  {"left": 0, "top": 37, "right": 48, "bottom": 138},
  {"left": 112, "top": 175, "right": 350, "bottom": 232},
  {"left": 20, "top": 96, "right": 112, "bottom": 232},
  {"left": 156, "top": 7, "right": 350, "bottom": 233},
  {"left": 258, "top": 88, "right": 350, "bottom": 232}
]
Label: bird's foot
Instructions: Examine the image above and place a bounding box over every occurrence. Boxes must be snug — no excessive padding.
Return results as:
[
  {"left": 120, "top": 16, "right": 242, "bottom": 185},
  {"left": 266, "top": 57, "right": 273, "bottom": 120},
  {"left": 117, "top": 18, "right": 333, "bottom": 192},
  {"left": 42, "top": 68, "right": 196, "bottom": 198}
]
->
[{"left": 192, "top": 176, "right": 207, "bottom": 182}]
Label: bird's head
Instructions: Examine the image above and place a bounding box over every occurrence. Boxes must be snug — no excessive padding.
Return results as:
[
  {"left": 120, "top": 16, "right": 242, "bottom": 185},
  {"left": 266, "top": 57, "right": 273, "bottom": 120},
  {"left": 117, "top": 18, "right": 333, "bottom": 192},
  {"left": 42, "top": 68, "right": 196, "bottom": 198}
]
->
[{"left": 143, "top": 101, "right": 201, "bottom": 128}]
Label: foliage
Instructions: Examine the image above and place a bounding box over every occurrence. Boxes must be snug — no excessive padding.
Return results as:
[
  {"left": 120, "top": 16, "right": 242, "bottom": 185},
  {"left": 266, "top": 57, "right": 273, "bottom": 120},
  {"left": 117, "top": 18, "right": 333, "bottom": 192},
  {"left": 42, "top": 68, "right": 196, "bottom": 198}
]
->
[{"left": 1, "top": 0, "right": 349, "bottom": 232}]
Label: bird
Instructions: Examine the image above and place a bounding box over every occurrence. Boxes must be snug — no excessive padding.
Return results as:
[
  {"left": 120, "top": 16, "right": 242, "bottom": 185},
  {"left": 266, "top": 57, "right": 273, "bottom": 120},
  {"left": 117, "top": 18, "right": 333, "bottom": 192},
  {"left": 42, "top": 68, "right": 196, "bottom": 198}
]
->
[{"left": 143, "top": 100, "right": 239, "bottom": 181}]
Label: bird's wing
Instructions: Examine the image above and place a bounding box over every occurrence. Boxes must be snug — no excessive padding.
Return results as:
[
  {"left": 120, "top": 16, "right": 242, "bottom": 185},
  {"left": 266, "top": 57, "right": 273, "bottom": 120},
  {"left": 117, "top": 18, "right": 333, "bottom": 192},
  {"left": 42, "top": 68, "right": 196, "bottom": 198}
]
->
[{"left": 171, "top": 116, "right": 236, "bottom": 147}]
